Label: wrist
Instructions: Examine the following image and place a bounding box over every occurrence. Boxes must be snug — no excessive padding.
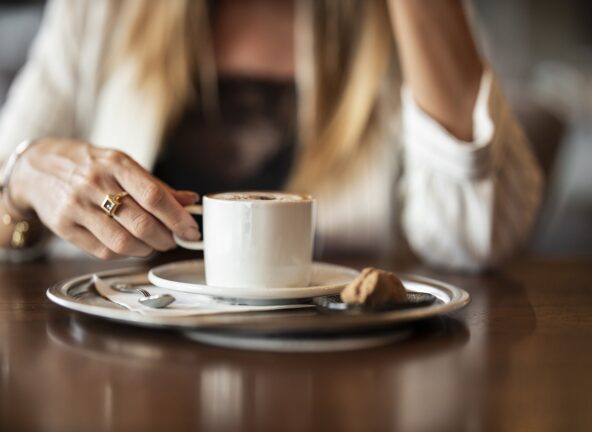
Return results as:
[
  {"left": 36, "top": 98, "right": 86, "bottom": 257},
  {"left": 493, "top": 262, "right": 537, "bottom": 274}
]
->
[
  {"left": 8, "top": 150, "right": 34, "bottom": 216},
  {"left": 2, "top": 139, "right": 44, "bottom": 218}
]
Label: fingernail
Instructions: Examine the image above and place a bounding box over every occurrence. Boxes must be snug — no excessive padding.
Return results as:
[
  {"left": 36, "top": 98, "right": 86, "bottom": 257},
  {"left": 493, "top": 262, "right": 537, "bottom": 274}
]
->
[
  {"left": 179, "top": 190, "right": 199, "bottom": 199},
  {"left": 181, "top": 226, "right": 200, "bottom": 241}
]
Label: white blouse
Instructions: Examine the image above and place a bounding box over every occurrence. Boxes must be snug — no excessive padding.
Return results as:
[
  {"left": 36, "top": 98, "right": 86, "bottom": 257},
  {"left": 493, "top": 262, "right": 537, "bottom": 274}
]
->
[{"left": 0, "top": 0, "right": 543, "bottom": 271}]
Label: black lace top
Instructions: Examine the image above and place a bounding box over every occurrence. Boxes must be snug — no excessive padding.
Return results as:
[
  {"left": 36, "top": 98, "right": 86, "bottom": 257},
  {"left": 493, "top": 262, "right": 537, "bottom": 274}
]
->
[{"left": 153, "top": 76, "right": 297, "bottom": 195}]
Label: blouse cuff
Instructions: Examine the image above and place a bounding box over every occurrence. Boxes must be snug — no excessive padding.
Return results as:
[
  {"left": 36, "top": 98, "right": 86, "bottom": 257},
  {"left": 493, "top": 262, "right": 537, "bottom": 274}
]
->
[{"left": 401, "top": 70, "right": 500, "bottom": 181}]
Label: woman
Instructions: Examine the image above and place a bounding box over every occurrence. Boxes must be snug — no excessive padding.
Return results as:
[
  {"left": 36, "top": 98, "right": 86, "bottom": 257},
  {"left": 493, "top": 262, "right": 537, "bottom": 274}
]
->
[{"left": 0, "top": 0, "right": 542, "bottom": 270}]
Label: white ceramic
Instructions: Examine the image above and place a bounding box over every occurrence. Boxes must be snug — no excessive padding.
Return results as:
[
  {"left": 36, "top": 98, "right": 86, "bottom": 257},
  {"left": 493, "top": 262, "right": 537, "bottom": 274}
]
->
[
  {"left": 173, "top": 192, "right": 315, "bottom": 289},
  {"left": 148, "top": 260, "right": 360, "bottom": 300}
]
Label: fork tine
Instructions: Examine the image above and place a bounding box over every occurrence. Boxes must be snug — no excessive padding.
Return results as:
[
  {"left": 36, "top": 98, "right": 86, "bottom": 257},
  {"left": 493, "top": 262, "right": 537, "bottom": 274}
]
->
[{"left": 137, "top": 288, "right": 151, "bottom": 297}]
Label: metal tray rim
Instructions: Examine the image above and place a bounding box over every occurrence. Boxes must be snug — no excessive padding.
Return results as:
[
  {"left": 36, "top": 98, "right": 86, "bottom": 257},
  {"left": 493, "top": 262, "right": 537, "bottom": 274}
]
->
[{"left": 46, "top": 266, "right": 471, "bottom": 334}]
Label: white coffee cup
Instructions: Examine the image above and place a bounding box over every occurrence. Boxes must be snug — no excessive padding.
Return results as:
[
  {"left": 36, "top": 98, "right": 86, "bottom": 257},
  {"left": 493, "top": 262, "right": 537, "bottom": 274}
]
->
[{"left": 173, "top": 191, "right": 315, "bottom": 289}]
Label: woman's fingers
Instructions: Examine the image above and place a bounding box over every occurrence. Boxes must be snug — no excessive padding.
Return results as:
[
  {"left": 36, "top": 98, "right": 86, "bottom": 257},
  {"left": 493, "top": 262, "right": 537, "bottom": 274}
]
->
[
  {"left": 16, "top": 141, "right": 197, "bottom": 259},
  {"left": 111, "top": 156, "right": 200, "bottom": 241},
  {"left": 65, "top": 225, "right": 120, "bottom": 260},
  {"left": 113, "top": 197, "right": 176, "bottom": 252},
  {"left": 67, "top": 149, "right": 192, "bottom": 254},
  {"left": 78, "top": 207, "right": 154, "bottom": 257}
]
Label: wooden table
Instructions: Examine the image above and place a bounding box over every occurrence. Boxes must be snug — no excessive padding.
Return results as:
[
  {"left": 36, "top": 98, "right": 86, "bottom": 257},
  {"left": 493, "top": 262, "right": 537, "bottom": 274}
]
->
[{"left": 1, "top": 253, "right": 590, "bottom": 432}]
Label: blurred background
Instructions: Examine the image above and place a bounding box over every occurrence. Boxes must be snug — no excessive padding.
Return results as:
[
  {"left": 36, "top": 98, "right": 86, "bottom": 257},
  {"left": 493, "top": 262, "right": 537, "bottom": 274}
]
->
[{"left": 0, "top": 0, "right": 590, "bottom": 256}]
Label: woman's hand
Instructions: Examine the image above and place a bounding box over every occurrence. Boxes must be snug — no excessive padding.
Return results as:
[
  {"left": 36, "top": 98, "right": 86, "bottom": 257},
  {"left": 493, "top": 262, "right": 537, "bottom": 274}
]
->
[{"left": 9, "top": 138, "right": 200, "bottom": 259}]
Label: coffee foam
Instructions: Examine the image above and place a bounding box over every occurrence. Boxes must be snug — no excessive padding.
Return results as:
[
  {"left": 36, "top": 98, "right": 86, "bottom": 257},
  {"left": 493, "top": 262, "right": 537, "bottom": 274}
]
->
[{"left": 211, "top": 191, "right": 308, "bottom": 202}]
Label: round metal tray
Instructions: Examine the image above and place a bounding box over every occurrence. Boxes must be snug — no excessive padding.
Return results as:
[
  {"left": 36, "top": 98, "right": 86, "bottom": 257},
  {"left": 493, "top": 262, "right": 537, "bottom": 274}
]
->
[{"left": 47, "top": 266, "right": 470, "bottom": 335}]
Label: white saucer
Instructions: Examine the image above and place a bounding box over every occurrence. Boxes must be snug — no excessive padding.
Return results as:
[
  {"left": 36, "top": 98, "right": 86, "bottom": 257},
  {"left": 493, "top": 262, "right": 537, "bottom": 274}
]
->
[{"left": 148, "top": 260, "right": 359, "bottom": 300}]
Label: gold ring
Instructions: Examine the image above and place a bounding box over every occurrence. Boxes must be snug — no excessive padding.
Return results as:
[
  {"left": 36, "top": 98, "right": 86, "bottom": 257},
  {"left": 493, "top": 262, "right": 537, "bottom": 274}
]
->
[{"left": 101, "top": 191, "right": 129, "bottom": 217}]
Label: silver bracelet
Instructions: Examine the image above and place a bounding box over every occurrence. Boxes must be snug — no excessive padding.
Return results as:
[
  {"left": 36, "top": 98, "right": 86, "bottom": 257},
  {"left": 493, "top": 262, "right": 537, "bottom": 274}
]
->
[{"left": 1, "top": 139, "right": 39, "bottom": 219}]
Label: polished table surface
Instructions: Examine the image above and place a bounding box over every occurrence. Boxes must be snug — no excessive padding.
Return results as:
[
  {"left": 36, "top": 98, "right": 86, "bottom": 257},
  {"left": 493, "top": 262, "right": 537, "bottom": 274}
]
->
[{"left": 0, "top": 253, "right": 591, "bottom": 432}]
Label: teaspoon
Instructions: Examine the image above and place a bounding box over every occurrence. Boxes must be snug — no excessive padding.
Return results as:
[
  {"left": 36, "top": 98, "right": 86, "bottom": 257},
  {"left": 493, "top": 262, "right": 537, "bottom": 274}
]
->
[
  {"left": 138, "top": 293, "right": 175, "bottom": 309},
  {"left": 111, "top": 282, "right": 175, "bottom": 309}
]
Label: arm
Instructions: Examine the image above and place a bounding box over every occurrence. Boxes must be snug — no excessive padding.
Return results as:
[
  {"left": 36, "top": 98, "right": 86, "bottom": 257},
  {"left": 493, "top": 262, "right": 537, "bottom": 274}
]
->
[
  {"left": 0, "top": 0, "right": 84, "bottom": 161},
  {"left": 0, "top": 1, "right": 200, "bottom": 260},
  {"left": 0, "top": 0, "right": 83, "bottom": 256},
  {"left": 388, "top": 0, "right": 543, "bottom": 271},
  {"left": 388, "top": 0, "right": 483, "bottom": 141}
]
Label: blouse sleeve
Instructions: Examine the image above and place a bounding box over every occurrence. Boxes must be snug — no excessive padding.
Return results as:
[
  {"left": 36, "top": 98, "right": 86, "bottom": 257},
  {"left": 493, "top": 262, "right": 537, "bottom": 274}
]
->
[
  {"left": 0, "top": 0, "right": 87, "bottom": 160},
  {"left": 400, "top": 70, "right": 543, "bottom": 271}
]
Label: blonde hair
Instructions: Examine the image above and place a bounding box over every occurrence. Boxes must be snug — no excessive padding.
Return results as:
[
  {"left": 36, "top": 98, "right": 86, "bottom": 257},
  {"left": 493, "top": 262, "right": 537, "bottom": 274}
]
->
[{"left": 118, "top": 0, "right": 398, "bottom": 193}]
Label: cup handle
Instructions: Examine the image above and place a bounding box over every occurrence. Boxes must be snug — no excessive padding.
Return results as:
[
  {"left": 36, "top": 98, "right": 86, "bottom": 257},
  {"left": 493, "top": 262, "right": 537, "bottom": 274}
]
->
[{"left": 173, "top": 204, "right": 204, "bottom": 250}]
